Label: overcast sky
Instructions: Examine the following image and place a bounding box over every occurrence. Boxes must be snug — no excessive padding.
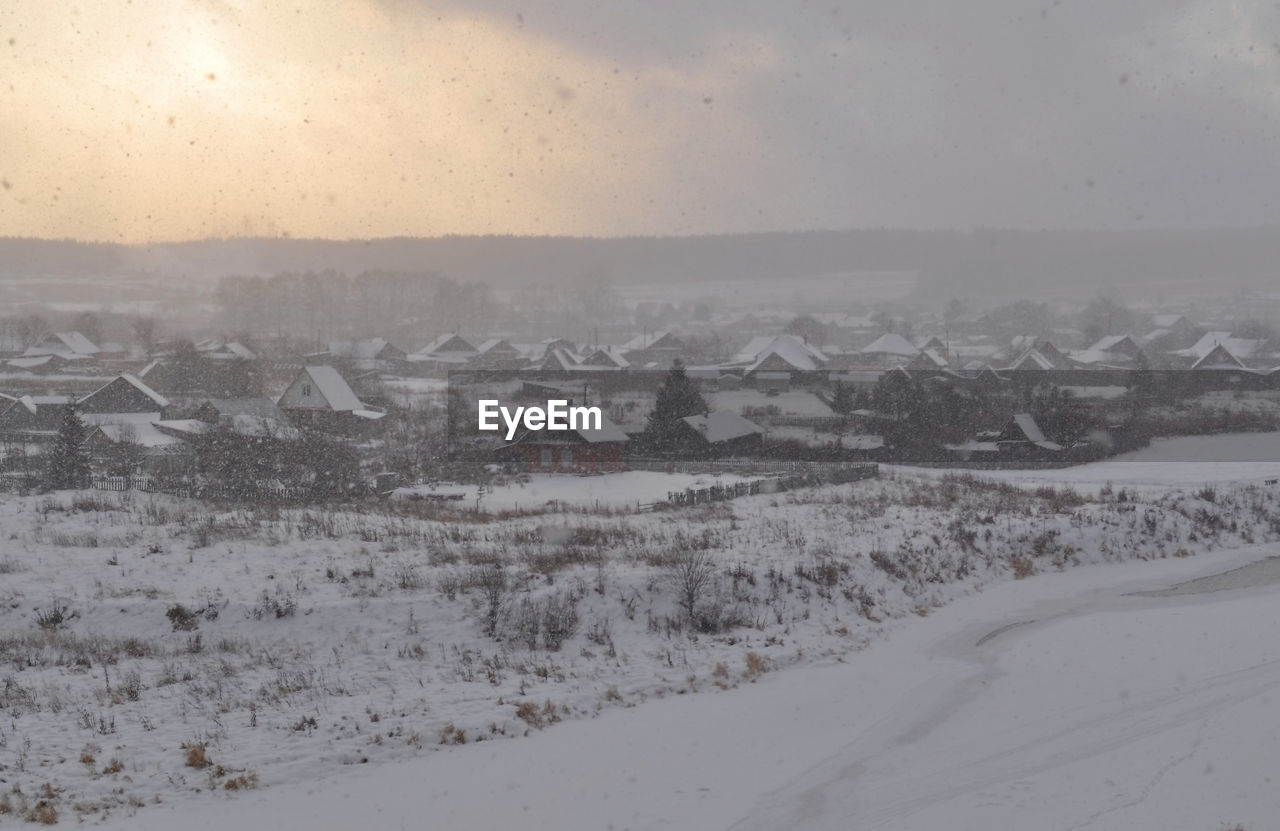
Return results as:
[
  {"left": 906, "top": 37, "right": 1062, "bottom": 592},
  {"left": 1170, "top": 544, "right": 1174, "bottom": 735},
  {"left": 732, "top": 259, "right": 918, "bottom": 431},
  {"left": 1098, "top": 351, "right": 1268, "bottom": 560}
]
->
[{"left": 2, "top": 0, "right": 1278, "bottom": 243}]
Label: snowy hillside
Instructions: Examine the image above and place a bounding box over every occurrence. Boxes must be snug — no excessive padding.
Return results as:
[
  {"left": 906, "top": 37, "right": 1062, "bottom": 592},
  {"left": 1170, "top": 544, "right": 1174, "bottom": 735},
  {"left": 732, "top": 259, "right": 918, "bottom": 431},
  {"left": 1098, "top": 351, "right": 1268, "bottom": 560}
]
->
[{"left": 3, "top": 459, "right": 1280, "bottom": 824}]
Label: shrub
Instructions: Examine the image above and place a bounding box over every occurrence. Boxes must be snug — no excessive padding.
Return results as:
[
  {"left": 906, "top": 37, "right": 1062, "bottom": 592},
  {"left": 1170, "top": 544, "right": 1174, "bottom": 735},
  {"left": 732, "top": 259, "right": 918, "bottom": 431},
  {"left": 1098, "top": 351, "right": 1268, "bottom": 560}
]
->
[
  {"left": 35, "top": 604, "right": 71, "bottom": 631},
  {"left": 166, "top": 603, "right": 200, "bottom": 631},
  {"left": 26, "top": 801, "right": 57, "bottom": 825},
  {"left": 184, "top": 744, "right": 210, "bottom": 769},
  {"left": 515, "top": 700, "right": 542, "bottom": 728}
]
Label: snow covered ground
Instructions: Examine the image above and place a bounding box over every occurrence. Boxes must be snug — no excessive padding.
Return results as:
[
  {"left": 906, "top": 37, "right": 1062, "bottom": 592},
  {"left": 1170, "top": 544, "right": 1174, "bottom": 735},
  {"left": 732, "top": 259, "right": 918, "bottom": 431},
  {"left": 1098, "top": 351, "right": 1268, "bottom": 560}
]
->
[
  {"left": 110, "top": 543, "right": 1280, "bottom": 831},
  {"left": 897, "top": 431, "right": 1280, "bottom": 492},
  {"left": 4, "top": 438, "right": 1280, "bottom": 826},
  {"left": 394, "top": 470, "right": 759, "bottom": 512}
]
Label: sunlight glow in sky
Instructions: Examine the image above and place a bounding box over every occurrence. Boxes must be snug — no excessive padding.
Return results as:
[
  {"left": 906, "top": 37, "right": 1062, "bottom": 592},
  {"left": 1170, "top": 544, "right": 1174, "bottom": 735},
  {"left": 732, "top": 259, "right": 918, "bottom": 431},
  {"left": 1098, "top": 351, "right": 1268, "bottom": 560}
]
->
[{"left": 3, "top": 0, "right": 1280, "bottom": 242}]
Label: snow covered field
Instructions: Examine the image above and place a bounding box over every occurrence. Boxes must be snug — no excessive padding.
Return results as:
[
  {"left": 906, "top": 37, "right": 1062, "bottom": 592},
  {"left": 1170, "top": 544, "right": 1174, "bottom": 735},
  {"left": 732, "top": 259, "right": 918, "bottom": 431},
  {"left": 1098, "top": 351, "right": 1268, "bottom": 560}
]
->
[
  {"left": 3, "top": 438, "right": 1280, "bottom": 826},
  {"left": 394, "top": 470, "right": 759, "bottom": 512},
  {"left": 898, "top": 431, "right": 1280, "bottom": 492},
  {"left": 113, "top": 544, "right": 1280, "bottom": 831}
]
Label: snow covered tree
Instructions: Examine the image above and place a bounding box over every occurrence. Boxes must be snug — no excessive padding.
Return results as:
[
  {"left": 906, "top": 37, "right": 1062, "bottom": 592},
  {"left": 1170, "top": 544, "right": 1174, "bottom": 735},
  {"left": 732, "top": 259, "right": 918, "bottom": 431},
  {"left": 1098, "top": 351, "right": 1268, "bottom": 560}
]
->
[
  {"left": 831, "top": 382, "right": 857, "bottom": 416},
  {"left": 644, "top": 360, "right": 708, "bottom": 453},
  {"left": 45, "top": 405, "right": 92, "bottom": 490}
]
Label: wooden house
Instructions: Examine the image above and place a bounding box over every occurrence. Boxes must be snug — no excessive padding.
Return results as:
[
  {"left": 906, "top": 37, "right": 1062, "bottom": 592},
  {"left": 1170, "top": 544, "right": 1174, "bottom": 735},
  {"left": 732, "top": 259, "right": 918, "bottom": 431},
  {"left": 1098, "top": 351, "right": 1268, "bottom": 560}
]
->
[{"left": 502, "top": 413, "right": 629, "bottom": 474}]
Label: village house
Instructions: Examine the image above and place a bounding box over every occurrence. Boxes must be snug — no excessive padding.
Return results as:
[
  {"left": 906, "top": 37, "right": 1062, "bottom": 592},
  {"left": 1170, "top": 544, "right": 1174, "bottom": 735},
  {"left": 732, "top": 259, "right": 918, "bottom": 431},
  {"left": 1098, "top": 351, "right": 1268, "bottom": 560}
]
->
[
  {"left": 500, "top": 412, "right": 630, "bottom": 474},
  {"left": 673, "top": 410, "right": 765, "bottom": 457},
  {"left": 409, "top": 334, "right": 479, "bottom": 369},
  {"left": 24, "top": 331, "right": 101, "bottom": 359},
  {"left": 621, "top": 331, "right": 685, "bottom": 367},
  {"left": 277, "top": 365, "right": 387, "bottom": 431},
  {"left": 326, "top": 337, "right": 408, "bottom": 371}
]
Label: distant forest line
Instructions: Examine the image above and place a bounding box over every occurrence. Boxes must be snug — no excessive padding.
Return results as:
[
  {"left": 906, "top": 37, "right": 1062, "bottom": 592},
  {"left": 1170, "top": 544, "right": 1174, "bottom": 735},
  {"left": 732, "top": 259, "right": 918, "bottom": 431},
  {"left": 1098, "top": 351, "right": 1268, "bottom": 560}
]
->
[{"left": 2, "top": 228, "right": 1279, "bottom": 297}]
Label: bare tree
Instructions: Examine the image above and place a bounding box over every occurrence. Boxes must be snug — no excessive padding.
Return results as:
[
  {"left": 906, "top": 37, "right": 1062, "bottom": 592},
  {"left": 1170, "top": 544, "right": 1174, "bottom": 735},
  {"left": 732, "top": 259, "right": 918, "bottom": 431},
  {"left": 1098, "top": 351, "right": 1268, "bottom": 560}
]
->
[
  {"left": 471, "top": 561, "right": 508, "bottom": 638},
  {"left": 133, "top": 317, "right": 159, "bottom": 358},
  {"left": 668, "top": 550, "right": 716, "bottom": 621}
]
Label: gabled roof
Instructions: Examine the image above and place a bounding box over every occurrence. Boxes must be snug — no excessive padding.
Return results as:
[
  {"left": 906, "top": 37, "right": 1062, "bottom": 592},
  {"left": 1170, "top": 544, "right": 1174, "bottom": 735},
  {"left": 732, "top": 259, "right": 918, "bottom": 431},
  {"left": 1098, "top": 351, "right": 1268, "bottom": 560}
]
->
[
  {"left": 329, "top": 337, "right": 398, "bottom": 360},
  {"left": 998, "top": 343, "right": 1070, "bottom": 368},
  {"left": 681, "top": 410, "right": 764, "bottom": 443},
  {"left": 476, "top": 338, "right": 521, "bottom": 356},
  {"left": 23, "top": 331, "right": 100, "bottom": 358},
  {"left": 1007, "top": 413, "right": 1062, "bottom": 451},
  {"left": 1087, "top": 334, "right": 1140, "bottom": 354},
  {"left": 78, "top": 374, "right": 170, "bottom": 410},
  {"left": 907, "top": 349, "right": 948, "bottom": 369},
  {"left": 416, "top": 333, "right": 477, "bottom": 356},
  {"left": 1182, "top": 332, "right": 1266, "bottom": 361},
  {"left": 859, "top": 333, "right": 920, "bottom": 358},
  {"left": 54, "top": 331, "right": 100, "bottom": 355},
  {"left": 735, "top": 334, "right": 827, "bottom": 371},
  {"left": 1191, "top": 343, "right": 1246, "bottom": 370},
  {"left": 578, "top": 347, "right": 630, "bottom": 369},
  {"left": 283, "top": 366, "right": 363, "bottom": 412},
  {"left": 622, "top": 331, "right": 683, "bottom": 351}
]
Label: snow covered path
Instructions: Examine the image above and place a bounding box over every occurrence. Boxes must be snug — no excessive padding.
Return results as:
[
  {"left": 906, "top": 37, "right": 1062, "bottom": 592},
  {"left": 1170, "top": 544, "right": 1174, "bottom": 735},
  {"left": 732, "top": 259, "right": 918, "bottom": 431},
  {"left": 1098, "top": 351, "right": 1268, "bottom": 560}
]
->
[{"left": 113, "top": 546, "right": 1280, "bottom": 831}]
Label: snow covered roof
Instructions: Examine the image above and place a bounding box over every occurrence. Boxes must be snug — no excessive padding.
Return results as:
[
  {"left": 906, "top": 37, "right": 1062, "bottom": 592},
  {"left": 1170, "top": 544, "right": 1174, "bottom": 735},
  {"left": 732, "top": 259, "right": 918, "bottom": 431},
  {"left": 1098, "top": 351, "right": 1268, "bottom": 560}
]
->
[
  {"left": 577, "top": 347, "right": 630, "bottom": 369},
  {"left": 122, "top": 373, "right": 169, "bottom": 408},
  {"left": 1191, "top": 343, "right": 1246, "bottom": 370},
  {"left": 7, "top": 355, "right": 58, "bottom": 370},
  {"left": 476, "top": 338, "right": 520, "bottom": 355},
  {"left": 90, "top": 417, "right": 188, "bottom": 449},
  {"left": 734, "top": 335, "right": 827, "bottom": 371},
  {"left": 909, "top": 349, "right": 949, "bottom": 368},
  {"left": 573, "top": 414, "right": 630, "bottom": 443},
  {"left": 329, "top": 338, "right": 394, "bottom": 360},
  {"left": 226, "top": 414, "right": 303, "bottom": 439},
  {"left": 1007, "top": 348, "right": 1058, "bottom": 371},
  {"left": 1013, "top": 413, "right": 1046, "bottom": 443},
  {"left": 859, "top": 333, "right": 920, "bottom": 358},
  {"left": 289, "top": 366, "right": 364, "bottom": 412},
  {"left": 1181, "top": 332, "right": 1266, "bottom": 361},
  {"left": 416, "top": 333, "right": 477, "bottom": 356},
  {"left": 681, "top": 410, "right": 764, "bottom": 443},
  {"left": 539, "top": 348, "right": 582, "bottom": 371},
  {"left": 1085, "top": 335, "right": 1140, "bottom": 355},
  {"left": 151, "top": 419, "right": 213, "bottom": 436},
  {"left": 1141, "top": 328, "right": 1171, "bottom": 343},
  {"left": 1007, "top": 413, "right": 1062, "bottom": 451},
  {"left": 77, "top": 374, "right": 170, "bottom": 410},
  {"left": 622, "top": 331, "right": 682, "bottom": 351},
  {"left": 224, "top": 342, "right": 257, "bottom": 359},
  {"left": 54, "top": 331, "right": 100, "bottom": 355}
]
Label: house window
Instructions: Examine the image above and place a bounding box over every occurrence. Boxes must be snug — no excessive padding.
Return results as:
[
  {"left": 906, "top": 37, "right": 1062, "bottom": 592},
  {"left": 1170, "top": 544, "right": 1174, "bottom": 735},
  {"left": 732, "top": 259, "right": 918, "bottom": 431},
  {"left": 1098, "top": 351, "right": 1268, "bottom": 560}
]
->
[
  {"left": 560, "top": 447, "right": 574, "bottom": 469},
  {"left": 302, "top": 384, "right": 312, "bottom": 397},
  {"left": 539, "top": 447, "right": 553, "bottom": 467}
]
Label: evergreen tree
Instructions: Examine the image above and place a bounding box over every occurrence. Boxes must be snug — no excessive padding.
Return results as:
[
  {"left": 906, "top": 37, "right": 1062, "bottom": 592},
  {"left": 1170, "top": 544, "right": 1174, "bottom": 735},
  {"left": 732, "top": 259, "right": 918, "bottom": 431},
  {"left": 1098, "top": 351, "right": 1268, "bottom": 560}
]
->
[
  {"left": 46, "top": 405, "right": 91, "bottom": 489},
  {"left": 644, "top": 360, "right": 708, "bottom": 452},
  {"left": 831, "top": 382, "right": 857, "bottom": 416}
]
